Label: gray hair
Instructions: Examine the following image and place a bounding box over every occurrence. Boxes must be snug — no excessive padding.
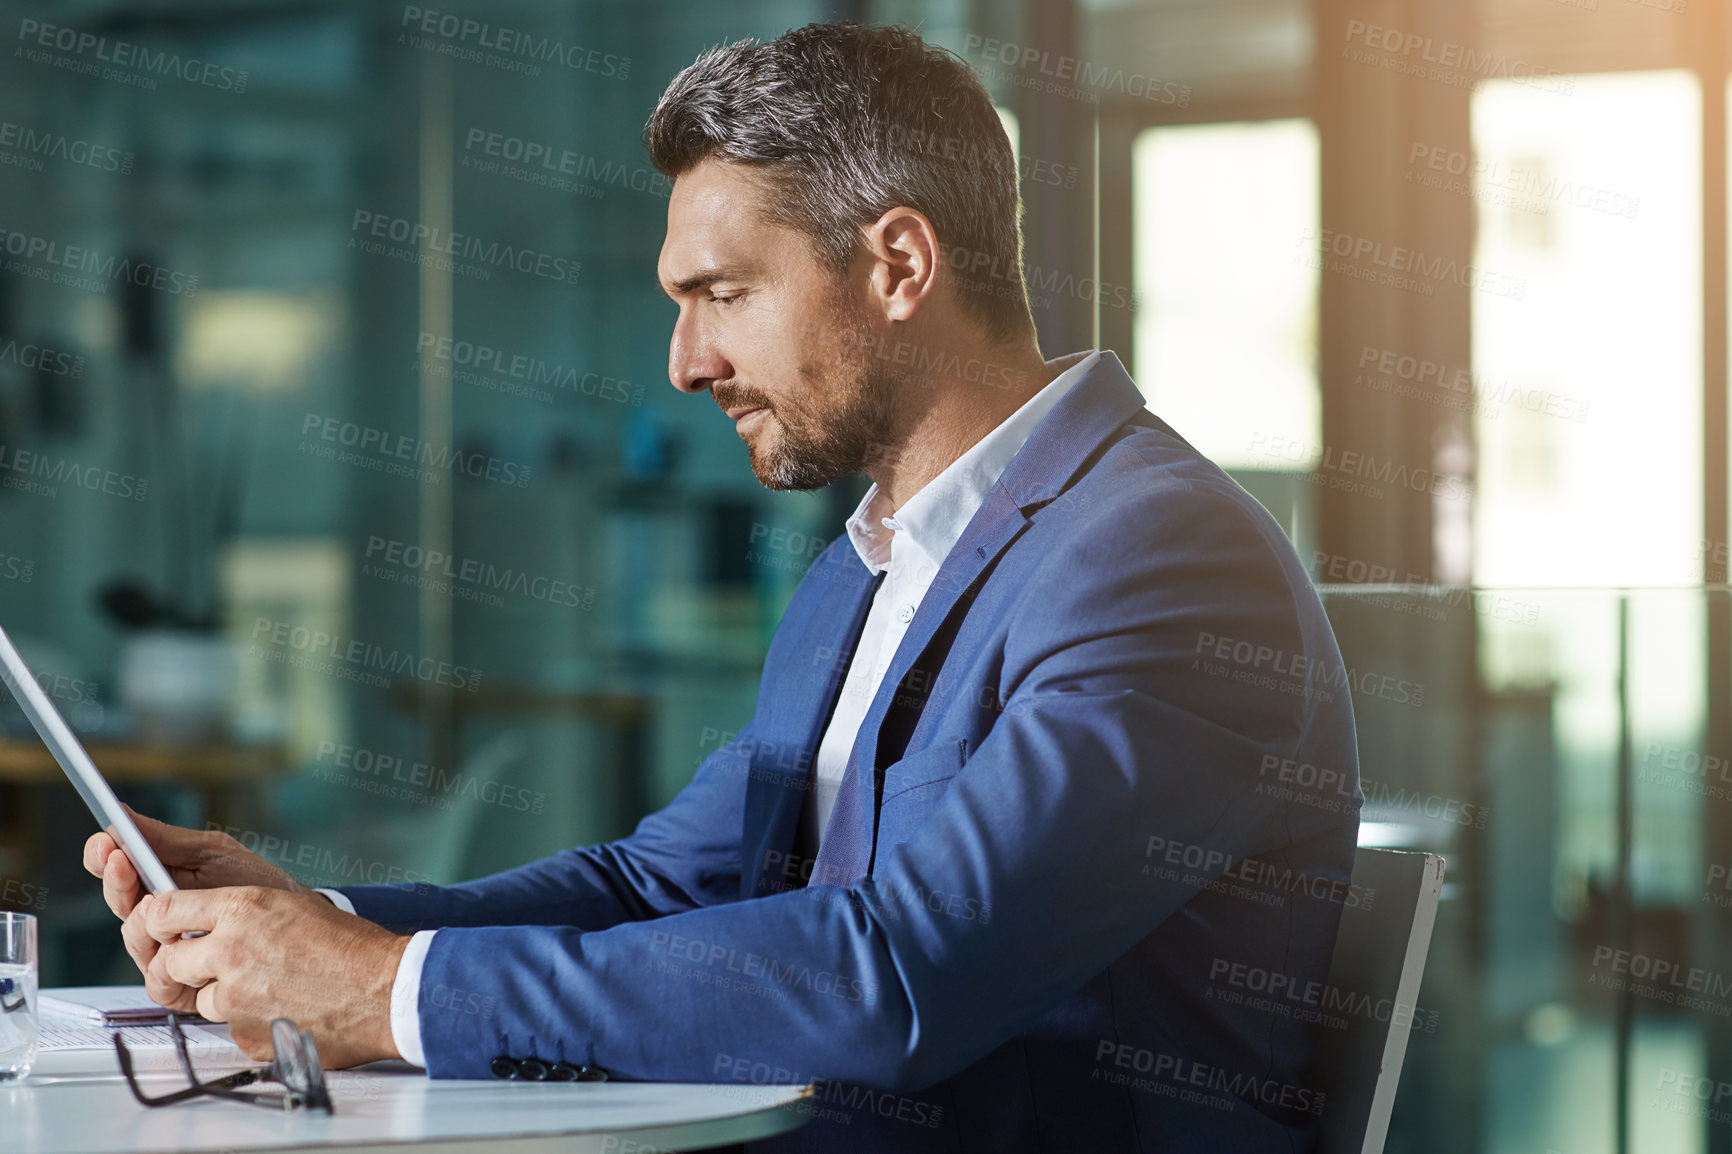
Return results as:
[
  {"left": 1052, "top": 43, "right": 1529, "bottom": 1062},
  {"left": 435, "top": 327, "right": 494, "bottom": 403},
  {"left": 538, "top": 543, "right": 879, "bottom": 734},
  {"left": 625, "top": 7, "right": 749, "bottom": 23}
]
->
[{"left": 644, "top": 21, "right": 1033, "bottom": 343}]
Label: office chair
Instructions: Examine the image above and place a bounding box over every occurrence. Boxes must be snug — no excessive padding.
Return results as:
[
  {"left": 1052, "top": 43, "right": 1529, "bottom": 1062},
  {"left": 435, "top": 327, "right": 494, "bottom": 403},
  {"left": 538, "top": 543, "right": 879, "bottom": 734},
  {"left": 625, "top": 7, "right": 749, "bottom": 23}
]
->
[{"left": 1311, "top": 847, "right": 1446, "bottom": 1154}]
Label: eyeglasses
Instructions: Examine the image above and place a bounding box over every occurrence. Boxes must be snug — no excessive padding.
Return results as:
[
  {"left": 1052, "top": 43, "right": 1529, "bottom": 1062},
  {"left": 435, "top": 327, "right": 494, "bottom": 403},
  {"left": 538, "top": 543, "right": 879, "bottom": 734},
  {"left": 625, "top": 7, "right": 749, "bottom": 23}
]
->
[{"left": 114, "top": 1013, "right": 334, "bottom": 1114}]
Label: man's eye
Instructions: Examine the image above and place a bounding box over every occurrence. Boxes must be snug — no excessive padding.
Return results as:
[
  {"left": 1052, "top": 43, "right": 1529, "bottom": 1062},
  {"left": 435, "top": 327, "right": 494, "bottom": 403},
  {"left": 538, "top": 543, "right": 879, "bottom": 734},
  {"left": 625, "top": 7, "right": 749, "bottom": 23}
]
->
[{"left": 709, "top": 293, "right": 743, "bottom": 306}]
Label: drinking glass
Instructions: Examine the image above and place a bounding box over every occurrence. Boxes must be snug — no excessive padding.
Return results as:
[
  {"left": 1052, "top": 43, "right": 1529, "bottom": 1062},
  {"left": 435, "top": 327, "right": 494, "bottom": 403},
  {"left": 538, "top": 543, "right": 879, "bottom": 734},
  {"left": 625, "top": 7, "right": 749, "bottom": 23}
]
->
[{"left": 0, "top": 912, "right": 37, "bottom": 1081}]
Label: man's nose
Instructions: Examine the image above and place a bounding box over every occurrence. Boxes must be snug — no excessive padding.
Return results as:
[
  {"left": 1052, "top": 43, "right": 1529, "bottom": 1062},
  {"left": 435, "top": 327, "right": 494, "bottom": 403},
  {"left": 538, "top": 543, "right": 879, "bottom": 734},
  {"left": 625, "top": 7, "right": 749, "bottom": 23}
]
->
[{"left": 668, "top": 315, "right": 730, "bottom": 394}]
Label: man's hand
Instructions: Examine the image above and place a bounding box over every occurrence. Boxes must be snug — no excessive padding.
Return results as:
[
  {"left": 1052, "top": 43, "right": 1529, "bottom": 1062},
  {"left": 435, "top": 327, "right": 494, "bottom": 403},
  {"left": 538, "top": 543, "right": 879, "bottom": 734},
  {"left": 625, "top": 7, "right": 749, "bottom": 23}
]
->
[
  {"left": 136, "top": 886, "right": 408, "bottom": 1068},
  {"left": 82, "top": 808, "right": 303, "bottom": 921}
]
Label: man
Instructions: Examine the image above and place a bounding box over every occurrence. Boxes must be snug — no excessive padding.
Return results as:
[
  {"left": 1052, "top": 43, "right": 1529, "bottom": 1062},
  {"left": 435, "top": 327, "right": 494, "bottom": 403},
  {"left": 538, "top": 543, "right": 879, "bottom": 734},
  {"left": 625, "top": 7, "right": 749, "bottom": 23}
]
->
[{"left": 85, "top": 21, "right": 1360, "bottom": 1152}]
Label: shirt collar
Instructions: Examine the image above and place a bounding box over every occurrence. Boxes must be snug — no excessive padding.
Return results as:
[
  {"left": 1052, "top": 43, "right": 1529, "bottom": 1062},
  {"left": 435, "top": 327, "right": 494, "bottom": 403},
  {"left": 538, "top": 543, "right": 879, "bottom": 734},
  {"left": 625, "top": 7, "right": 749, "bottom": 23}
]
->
[{"left": 844, "top": 350, "right": 1100, "bottom": 577}]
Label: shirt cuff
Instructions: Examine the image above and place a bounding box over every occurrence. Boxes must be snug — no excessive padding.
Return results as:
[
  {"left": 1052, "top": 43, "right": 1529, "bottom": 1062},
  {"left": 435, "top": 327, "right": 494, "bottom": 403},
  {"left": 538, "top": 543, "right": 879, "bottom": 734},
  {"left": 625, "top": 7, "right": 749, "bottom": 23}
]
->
[
  {"left": 391, "top": 930, "right": 436, "bottom": 1068},
  {"left": 313, "top": 888, "right": 356, "bottom": 914}
]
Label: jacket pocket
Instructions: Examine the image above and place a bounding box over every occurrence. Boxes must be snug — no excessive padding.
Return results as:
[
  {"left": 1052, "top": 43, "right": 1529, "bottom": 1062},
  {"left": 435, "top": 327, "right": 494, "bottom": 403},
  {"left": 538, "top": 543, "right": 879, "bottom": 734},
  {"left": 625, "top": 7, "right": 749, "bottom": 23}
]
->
[{"left": 880, "top": 740, "right": 966, "bottom": 803}]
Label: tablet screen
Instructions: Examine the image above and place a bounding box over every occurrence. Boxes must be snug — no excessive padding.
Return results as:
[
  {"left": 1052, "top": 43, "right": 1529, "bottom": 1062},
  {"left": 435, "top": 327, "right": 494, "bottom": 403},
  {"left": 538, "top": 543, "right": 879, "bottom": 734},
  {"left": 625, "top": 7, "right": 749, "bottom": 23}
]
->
[{"left": 0, "top": 623, "right": 179, "bottom": 895}]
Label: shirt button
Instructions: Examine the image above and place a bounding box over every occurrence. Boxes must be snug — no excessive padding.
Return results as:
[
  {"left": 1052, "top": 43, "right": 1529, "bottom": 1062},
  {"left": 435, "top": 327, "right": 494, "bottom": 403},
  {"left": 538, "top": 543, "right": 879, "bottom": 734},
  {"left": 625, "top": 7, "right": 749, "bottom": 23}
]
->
[{"left": 896, "top": 603, "right": 915, "bottom": 624}]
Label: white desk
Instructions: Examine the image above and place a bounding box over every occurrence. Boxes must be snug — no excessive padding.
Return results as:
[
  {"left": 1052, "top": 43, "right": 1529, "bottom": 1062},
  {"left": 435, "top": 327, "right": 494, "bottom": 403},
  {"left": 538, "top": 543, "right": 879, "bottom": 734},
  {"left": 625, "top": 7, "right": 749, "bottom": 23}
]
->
[{"left": 11, "top": 1047, "right": 813, "bottom": 1153}]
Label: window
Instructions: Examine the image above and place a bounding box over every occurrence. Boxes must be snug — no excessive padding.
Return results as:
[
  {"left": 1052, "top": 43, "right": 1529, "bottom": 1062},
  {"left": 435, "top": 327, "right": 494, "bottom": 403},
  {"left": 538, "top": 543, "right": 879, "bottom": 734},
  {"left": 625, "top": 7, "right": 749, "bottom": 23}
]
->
[{"left": 1132, "top": 119, "right": 1320, "bottom": 470}]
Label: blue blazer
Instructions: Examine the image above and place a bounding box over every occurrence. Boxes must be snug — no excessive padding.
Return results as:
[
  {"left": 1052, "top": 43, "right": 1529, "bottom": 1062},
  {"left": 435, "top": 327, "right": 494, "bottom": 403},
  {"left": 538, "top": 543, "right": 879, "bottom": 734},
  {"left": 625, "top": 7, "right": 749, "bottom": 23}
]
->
[{"left": 340, "top": 351, "right": 1362, "bottom": 1153}]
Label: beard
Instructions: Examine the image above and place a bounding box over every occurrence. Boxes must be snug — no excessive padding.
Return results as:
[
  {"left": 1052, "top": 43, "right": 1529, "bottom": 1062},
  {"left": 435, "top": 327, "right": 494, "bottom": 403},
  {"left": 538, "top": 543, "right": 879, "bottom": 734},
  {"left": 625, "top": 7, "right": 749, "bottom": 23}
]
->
[{"left": 712, "top": 301, "right": 901, "bottom": 492}]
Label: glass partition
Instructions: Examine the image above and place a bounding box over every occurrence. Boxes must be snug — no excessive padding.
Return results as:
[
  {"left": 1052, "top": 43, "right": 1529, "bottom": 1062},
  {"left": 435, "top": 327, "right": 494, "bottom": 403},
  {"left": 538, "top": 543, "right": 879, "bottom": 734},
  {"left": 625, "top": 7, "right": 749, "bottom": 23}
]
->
[{"left": 1319, "top": 583, "right": 1726, "bottom": 1154}]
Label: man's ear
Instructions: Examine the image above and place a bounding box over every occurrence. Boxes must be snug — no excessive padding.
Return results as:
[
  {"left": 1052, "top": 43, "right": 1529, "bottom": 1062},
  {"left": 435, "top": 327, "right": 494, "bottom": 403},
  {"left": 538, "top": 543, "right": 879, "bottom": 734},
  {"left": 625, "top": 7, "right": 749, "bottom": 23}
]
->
[{"left": 862, "top": 206, "right": 940, "bottom": 324}]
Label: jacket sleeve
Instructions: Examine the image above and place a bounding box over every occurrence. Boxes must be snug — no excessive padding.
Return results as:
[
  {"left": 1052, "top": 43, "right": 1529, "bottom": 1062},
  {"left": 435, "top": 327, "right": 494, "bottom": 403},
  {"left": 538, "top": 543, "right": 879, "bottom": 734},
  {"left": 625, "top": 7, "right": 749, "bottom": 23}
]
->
[
  {"left": 409, "top": 485, "right": 1357, "bottom": 1087},
  {"left": 331, "top": 724, "right": 753, "bottom": 933}
]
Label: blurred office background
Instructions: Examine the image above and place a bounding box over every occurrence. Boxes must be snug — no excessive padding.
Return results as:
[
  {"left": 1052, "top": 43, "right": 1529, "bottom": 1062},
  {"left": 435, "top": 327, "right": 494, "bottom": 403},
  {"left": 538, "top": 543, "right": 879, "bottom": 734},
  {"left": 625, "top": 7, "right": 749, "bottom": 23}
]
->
[{"left": 0, "top": 0, "right": 1723, "bottom": 1149}]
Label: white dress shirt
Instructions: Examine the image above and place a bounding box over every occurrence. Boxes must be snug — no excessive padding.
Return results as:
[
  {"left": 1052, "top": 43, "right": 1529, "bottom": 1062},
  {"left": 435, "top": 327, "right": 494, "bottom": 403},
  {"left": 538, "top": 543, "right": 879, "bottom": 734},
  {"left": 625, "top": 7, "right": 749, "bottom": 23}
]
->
[{"left": 337, "top": 349, "right": 1101, "bottom": 1069}]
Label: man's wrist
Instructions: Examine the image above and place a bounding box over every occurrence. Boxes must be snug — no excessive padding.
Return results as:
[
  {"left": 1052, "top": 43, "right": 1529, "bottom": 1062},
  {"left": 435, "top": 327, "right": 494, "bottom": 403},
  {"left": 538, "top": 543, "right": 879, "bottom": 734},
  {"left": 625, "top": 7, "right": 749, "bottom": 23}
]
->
[
  {"left": 355, "top": 928, "right": 412, "bottom": 1060},
  {"left": 331, "top": 906, "right": 412, "bottom": 1065}
]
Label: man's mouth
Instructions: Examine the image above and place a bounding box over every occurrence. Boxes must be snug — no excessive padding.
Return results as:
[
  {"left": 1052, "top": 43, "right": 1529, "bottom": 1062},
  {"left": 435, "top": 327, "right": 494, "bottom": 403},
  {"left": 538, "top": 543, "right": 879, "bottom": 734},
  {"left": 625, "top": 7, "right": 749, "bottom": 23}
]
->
[{"left": 730, "top": 407, "right": 769, "bottom": 433}]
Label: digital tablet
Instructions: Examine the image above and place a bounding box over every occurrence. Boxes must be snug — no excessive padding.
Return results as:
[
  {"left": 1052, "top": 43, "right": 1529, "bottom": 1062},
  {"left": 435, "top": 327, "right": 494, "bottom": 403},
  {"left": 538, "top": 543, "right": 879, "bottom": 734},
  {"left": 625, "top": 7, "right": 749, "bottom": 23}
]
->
[{"left": 0, "top": 622, "right": 179, "bottom": 895}]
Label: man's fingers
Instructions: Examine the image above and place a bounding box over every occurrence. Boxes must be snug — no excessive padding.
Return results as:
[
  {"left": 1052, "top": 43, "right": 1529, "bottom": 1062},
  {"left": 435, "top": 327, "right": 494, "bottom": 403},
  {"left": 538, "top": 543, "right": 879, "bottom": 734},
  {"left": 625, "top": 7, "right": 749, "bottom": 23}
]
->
[
  {"left": 157, "top": 936, "right": 221, "bottom": 991},
  {"left": 142, "top": 948, "right": 201, "bottom": 1015},
  {"left": 139, "top": 913, "right": 203, "bottom": 1015},
  {"left": 193, "top": 982, "right": 225, "bottom": 1025},
  {"left": 103, "top": 845, "right": 137, "bottom": 890},
  {"left": 82, "top": 831, "right": 118, "bottom": 878},
  {"left": 101, "top": 847, "right": 143, "bottom": 919},
  {"left": 120, "top": 804, "right": 171, "bottom": 846},
  {"left": 141, "top": 888, "right": 227, "bottom": 941},
  {"left": 123, "top": 805, "right": 213, "bottom": 863},
  {"left": 120, "top": 901, "right": 160, "bottom": 976}
]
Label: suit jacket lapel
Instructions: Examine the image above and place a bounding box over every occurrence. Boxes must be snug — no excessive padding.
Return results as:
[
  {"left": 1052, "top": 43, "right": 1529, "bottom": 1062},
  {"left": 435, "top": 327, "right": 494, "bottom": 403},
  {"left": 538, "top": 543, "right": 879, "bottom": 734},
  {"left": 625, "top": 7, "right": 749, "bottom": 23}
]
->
[
  {"left": 821, "top": 485, "right": 1032, "bottom": 882},
  {"left": 741, "top": 549, "right": 881, "bottom": 899}
]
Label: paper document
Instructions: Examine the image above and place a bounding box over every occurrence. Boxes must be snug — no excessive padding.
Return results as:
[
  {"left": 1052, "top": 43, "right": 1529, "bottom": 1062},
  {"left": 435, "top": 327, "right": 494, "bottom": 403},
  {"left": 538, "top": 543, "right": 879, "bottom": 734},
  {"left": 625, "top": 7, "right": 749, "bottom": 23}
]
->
[
  {"left": 39, "top": 986, "right": 210, "bottom": 1027},
  {"left": 37, "top": 986, "right": 230, "bottom": 1052},
  {"left": 38, "top": 1019, "right": 231, "bottom": 1052}
]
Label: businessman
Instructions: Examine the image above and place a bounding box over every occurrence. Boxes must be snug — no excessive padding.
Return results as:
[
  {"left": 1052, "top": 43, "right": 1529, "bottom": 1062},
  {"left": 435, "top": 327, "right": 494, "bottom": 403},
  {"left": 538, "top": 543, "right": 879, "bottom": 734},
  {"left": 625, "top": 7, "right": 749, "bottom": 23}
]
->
[{"left": 86, "top": 21, "right": 1361, "bottom": 1152}]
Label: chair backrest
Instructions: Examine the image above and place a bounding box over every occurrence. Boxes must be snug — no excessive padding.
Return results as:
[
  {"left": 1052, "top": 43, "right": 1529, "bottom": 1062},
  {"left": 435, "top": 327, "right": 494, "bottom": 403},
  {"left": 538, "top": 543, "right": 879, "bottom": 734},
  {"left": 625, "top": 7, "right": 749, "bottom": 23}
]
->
[{"left": 1312, "top": 847, "right": 1446, "bottom": 1154}]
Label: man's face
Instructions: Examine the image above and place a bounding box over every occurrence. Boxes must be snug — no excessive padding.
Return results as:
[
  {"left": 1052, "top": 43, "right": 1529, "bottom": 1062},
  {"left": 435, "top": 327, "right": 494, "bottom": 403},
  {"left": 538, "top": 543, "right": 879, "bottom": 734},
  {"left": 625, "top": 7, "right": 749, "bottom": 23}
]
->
[{"left": 658, "top": 159, "right": 897, "bottom": 490}]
